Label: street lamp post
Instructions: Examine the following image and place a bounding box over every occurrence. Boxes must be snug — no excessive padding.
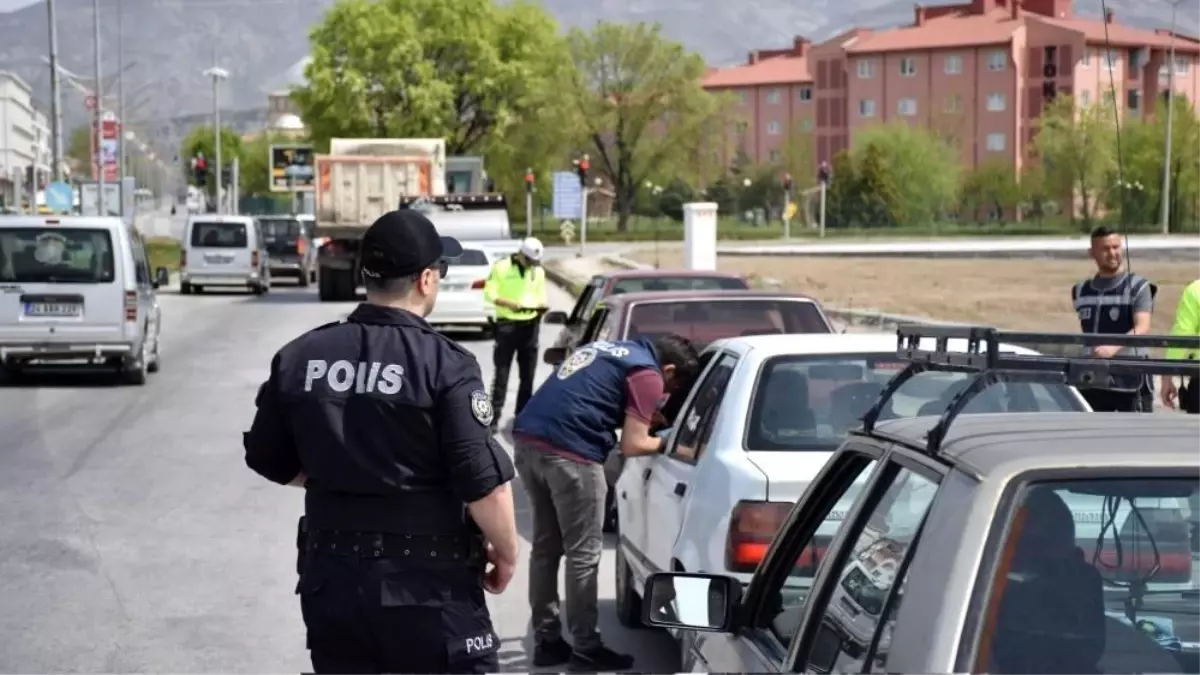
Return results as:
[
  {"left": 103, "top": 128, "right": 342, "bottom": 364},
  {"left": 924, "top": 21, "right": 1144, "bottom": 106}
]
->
[
  {"left": 92, "top": 0, "right": 104, "bottom": 215},
  {"left": 46, "top": 0, "right": 64, "bottom": 180},
  {"left": 1159, "top": 0, "right": 1185, "bottom": 235},
  {"left": 203, "top": 65, "right": 229, "bottom": 214},
  {"left": 117, "top": 0, "right": 125, "bottom": 195}
]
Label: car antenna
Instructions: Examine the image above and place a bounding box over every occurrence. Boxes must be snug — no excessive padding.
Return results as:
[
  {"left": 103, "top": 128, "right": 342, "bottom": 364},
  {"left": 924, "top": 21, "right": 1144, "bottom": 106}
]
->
[{"left": 1098, "top": 0, "right": 1133, "bottom": 274}]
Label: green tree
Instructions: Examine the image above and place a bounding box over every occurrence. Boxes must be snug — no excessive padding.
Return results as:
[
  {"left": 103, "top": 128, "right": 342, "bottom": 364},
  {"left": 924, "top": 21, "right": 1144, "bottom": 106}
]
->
[
  {"left": 1111, "top": 96, "right": 1200, "bottom": 230},
  {"left": 1020, "top": 163, "right": 1052, "bottom": 225},
  {"left": 563, "top": 21, "right": 729, "bottom": 230},
  {"left": 855, "top": 143, "right": 901, "bottom": 228},
  {"left": 852, "top": 122, "right": 959, "bottom": 227},
  {"left": 778, "top": 120, "right": 816, "bottom": 188},
  {"left": 823, "top": 151, "right": 858, "bottom": 229},
  {"left": 959, "top": 159, "right": 1021, "bottom": 223},
  {"left": 180, "top": 125, "right": 245, "bottom": 202},
  {"left": 1035, "top": 95, "right": 1116, "bottom": 228},
  {"left": 66, "top": 126, "right": 92, "bottom": 175}
]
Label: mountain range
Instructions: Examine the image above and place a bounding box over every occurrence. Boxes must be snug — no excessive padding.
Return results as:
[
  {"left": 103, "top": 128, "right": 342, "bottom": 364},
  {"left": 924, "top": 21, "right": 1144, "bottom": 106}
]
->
[{"left": 0, "top": 0, "right": 1195, "bottom": 135}]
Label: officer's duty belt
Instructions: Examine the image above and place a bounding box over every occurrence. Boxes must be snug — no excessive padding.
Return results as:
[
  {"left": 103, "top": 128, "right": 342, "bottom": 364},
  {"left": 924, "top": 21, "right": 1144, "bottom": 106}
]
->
[{"left": 307, "top": 530, "right": 484, "bottom": 563}]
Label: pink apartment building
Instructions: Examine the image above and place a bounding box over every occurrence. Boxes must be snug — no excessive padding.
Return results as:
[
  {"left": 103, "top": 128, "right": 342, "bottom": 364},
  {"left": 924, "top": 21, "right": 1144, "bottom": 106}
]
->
[{"left": 703, "top": 0, "right": 1200, "bottom": 178}]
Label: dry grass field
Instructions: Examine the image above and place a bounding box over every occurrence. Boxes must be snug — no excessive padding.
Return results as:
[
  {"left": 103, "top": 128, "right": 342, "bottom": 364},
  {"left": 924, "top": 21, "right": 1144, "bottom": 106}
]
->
[{"left": 626, "top": 250, "right": 1199, "bottom": 333}]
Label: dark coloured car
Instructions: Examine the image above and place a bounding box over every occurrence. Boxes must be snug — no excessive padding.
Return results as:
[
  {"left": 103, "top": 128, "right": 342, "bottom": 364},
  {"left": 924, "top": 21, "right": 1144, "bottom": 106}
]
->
[{"left": 257, "top": 215, "right": 316, "bottom": 286}]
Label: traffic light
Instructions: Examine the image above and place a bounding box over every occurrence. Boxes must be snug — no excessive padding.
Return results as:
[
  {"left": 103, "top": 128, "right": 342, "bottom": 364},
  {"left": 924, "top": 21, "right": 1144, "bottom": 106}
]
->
[
  {"left": 782, "top": 173, "right": 793, "bottom": 193},
  {"left": 817, "top": 161, "right": 831, "bottom": 185},
  {"left": 573, "top": 154, "right": 589, "bottom": 187},
  {"left": 192, "top": 156, "right": 208, "bottom": 186},
  {"left": 525, "top": 168, "right": 535, "bottom": 194}
]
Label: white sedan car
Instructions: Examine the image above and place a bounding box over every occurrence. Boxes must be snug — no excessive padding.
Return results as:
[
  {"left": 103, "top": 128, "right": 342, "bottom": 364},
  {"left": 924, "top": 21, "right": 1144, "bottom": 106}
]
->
[
  {"left": 614, "top": 332, "right": 1093, "bottom": 634},
  {"left": 425, "top": 243, "right": 517, "bottom": 336}
]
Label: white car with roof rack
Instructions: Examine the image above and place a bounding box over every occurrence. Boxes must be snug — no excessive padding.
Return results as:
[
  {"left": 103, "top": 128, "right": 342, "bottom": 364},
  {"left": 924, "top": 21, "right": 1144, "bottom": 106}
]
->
[
  {"left": 639, "top": 325, "right": 1200, "bottom": 675},
  {"left": 0, "top": 215, "right": 170, "bottom": 384},
  {"left": 424, "top": 242, "right": 516, "bottom": 335},
  {"left": 614, "top": 332, "right": 1092, "bottom": 634}
]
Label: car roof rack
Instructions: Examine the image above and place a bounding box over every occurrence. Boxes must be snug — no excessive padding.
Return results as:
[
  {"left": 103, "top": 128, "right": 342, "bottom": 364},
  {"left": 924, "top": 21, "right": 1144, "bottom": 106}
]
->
[{"left": 860, "top": 324, "right": 1200, "bottom": 455}]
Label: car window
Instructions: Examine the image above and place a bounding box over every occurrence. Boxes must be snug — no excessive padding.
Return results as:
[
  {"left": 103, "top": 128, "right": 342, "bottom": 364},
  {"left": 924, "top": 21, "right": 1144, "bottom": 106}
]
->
[
  {"left": 452, "top": 249, "right": 489, "bottom": 266},
  {"left": 671, "top": 353, "right": 737, "bottom": 462},
  {"left": 191, "top": 221, "right": 248, "bottom": 248},
  {"left": 0, "top": 227, "right": 115, "bottom": 284},
  {"left": 626, "top": 299, "right": 830, "bottom": 348},
  {"left": 747, "top": 353, "right": 1086, "bottom": 452},
  {"left": 801, "top": 467, "right": 940, "bottom": 674},
  {"left": 609, "top": 275, "right": 749, "bottom": 293},
  {"left": 970, "top": 476, "right": 1198, "bottom": 675},
  {"left": 132, "top": 238, "right": 149, "bottom": 286},
  {"left": 258, "top": 218, "right": 302, "bottom": 237},
  {"left": 567, "top": 278, "right": 601, "bottom": 324},
  {"left": 759, "top": 455, "right": 881, "bottom": 652},
  {"left": 596, "top": 313, "right": 616, "bottom": 342},
  {"left": 580, "top": 308, "right": 608, "bottom": 344}
]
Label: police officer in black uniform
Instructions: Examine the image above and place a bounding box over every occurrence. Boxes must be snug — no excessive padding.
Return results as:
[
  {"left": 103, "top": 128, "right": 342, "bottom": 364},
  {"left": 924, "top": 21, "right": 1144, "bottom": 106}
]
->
[
  {"left": 1071, "top": 226, "right": 1157, "bottom": 412},
  {"left": 244, "top": 208, "right": 520, "bottom": 674}
]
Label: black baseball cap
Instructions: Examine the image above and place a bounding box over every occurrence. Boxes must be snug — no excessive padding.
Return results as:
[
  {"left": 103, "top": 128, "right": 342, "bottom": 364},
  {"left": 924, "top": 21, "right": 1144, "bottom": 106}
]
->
[{"left": 359, "top": 209, "right": 463, "bottom": 280}]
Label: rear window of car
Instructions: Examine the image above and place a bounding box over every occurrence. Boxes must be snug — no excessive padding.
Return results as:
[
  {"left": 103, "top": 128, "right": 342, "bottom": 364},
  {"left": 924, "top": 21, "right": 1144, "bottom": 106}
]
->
[
  {"left": 258, "top": 219, "right": 302, "bottom": 237},
  {"left": 0, "top": 227, "right": 115, "bottom": 284},
  {"left": 746, "top": 353, "right": 1085, "bottom": 451},
  {"left": 453, "top": 249, "right": 489, "bottom": 266},
  {"left": 610, "top": 275, "right": 749, "bottom": 293},
  {"left": 625, "top": 299, "right": 831, "bottom": 347},
  {"left": 191, "top": 221, "right": 248, "bottom": 248}
]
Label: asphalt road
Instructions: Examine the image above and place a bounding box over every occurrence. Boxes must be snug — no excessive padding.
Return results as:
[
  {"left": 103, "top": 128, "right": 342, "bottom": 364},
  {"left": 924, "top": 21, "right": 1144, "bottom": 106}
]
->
[{"left": 0, "top": 280, "right": 677, "bottom": 673}]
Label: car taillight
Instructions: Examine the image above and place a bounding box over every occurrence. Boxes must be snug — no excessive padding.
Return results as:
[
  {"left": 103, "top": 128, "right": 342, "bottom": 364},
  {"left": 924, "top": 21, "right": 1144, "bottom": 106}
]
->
[
  {"left": 124, "top": 291, "right": 137, "bottom": 322},
  {"left": 471, "top": 279, "right": 485, "bottom": 290},
  {"left": 297, "top": 239, "right": 307, "bottom": 254},
  {"left": 251, "top": 250, "right": 260, "bottom": 267},
  {"left": 727, "top": 501, "right": 792, "bottom": 573},
  {"left": 180, "top": 249, "right": 187, "bottom": 268}
]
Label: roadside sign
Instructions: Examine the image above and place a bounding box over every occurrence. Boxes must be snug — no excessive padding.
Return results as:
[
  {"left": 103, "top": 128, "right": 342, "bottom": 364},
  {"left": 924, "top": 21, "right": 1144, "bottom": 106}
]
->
[
  {"left": 552, "top": 171, "right": 581, "bottom": 219},
  {"left": 784, "top": 202, "right": 798, "bottom": 221},
  {"left": 85, "top": 95, "right": 96, "bottom": 110},
  {"left": 45, "top": 181, "right": 74, "bottom": 214},
  {"left": 269, "top": 144, "right": 314, "bottom": 192},
  {"left": 559, "top": 220, "right": 575, "bottom": 246}
]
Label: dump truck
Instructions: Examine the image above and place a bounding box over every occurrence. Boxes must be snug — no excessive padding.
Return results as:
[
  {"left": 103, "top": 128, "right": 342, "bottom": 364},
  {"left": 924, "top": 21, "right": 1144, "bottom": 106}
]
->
[{"left": 313, "top": 138, "right": 511, "bottom": 302}]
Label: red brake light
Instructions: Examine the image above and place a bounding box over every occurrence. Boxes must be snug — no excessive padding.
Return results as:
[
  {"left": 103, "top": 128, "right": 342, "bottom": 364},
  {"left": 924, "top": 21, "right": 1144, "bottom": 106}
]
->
[
  {"left": 124, "top": 291, "right": 137, "bottom": 322},
  {"left": 297, "top": 238, "right": 307, "bottom": 255},
  {"left": 471, "top": 279, "right": 485, "bottom": 290},
  {"left": 727, "top": 501, "right": 792, "bottom": 573},
  {"left": 251, "top": 250, "right": 260, "bottom": 267}
]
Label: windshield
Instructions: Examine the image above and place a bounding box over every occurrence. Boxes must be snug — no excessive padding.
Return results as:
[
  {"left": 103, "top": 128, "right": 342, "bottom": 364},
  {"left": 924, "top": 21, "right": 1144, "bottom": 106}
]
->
[
  {"left": 0, "top": 228, "right": 115, "bottom": 284},
  {"left": 191, "top": 222, "right": 248, "bottom": 248},
  {"left": 982, "top": 477, "right": 1199, "bottom": 674},
  {"left": 452, "top": 249, "right": 490, "bottom": 266},
  {"left": 626, "top": 299, "right": 831, "bottom": 346},
  {"left": 258, "top": 219, "right": 302, "bottom": 238},
  {"left": 746, "top": 353, "right": 1085, "bottom": 451},
  {"left": 610, "top": 275, "right": 749, "bottom": 293}
]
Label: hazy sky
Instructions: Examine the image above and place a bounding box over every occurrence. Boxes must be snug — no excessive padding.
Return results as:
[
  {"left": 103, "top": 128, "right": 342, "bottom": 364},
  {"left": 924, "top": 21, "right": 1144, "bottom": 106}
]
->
[{"left": 0, "top": 0, "right": 38, "bottom": 12}]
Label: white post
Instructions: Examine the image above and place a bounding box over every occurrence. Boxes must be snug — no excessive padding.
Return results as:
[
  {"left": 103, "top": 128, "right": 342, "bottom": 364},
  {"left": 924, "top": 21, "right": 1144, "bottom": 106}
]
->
[
  {"left": 231, "top": 157, "right": 239, "bottom": 214},
  {"left": 783, "top": 192, "right": 792, "bottom": 239},
  {"left": 525, "top": 189, "right": 533, "bottom": 238},
  {"left": 578, "top": 187, "right": 589, "bottom": 258},
  {"left": 1160, "top": 0, "right": 1182, "bottom": 235},
  {"left": 92, "top": 0, "right": 104, "bottom": 216},
  {"left": 683, "top": 202, "right": 718, "bottom": 271},
  {"left": 819, "top": 182, "right": 828, "bottom": 238}
]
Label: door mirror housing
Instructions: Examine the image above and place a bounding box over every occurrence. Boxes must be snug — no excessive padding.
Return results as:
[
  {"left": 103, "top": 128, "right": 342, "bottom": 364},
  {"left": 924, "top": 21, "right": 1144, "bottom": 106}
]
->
[
  {"left": 153, "top": 267, "right": 170, "bottom": 289},
  {"left": 641, "top": 572, "right": 742, "bottom": 632},
  {"left": 543, "top": 347, "right": 567, "bottom": 365},
  {"left": 544, "top": 310, "right": 568, "bottom": 325}
]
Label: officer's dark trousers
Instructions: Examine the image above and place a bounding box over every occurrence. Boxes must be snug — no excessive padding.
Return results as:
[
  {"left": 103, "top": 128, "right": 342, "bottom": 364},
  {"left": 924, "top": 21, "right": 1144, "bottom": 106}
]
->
[
  {"left": 491, "top": 319, "right": 539, "bottom": 419},
  {"left": 297, "top": 552, "right": 499, "bottom": 674},
  {"left": 1183, "top": 377, "right": 1200, "bottom": 414},
  {"left": 1081, "top": 387, "right": 1155, "bottom": 412}
]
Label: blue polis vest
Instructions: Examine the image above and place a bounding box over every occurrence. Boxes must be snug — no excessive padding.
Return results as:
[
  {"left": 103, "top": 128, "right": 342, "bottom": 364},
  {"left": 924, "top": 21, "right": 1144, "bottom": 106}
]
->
[
  {"left": 515, "top": 338, "right": 660, "bottom": 463},
  {"left": 1073, "top": 274, "right": 1155, "bottom": 392}
]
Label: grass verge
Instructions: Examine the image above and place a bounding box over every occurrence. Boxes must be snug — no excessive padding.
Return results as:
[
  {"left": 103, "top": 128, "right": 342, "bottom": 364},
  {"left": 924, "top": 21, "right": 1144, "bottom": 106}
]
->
[{"left": 146, "top": 238, "right": 181, "bottom": 272}]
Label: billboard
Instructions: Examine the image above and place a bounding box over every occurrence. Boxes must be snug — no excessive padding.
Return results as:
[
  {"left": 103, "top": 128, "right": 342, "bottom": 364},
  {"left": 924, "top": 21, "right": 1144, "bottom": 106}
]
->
[
  {"left": 269, "top": 144, "right": 315, "bottom": 192},
  {"left": 92, "top": 115, "right": 120, "bottom": 182}
]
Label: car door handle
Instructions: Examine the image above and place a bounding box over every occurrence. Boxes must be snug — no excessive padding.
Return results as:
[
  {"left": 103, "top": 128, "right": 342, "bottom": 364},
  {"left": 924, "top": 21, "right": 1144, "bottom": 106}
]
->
[
  {"left": 674, "top": 482, "right": 687, "bottom": 497},
  {"left": 642, "top": 468, "right": 652, "bottom": 481},
  {"left": 620, "top": 490, "right": 627, "bottom": 500}
]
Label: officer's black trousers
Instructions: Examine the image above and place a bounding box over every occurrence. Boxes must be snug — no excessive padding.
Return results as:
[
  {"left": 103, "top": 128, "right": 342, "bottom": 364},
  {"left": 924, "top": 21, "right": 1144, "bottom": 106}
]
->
[
  {"left": 297, "top": 552, "right": 499, "bottom": 674},
  {"left": 491, "top": 319, "right": 539, "bottom": 419},
  {"left": 1081, "top": 387, "right": 1155, "bottom": 413},
  {"left": 1183, "top": 377, "right": 1200, "bottom": 414}
]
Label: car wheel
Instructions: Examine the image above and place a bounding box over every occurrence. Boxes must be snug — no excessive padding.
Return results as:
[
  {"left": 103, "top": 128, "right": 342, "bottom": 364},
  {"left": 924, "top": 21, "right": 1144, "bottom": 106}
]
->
[
  {"left": 147, "top": 339, "right": 161, "bottom": 374},
  {"left": 615, "top": 545, "right": 645, "bottom": 629},
  {"left": 193, "top": 285, "right": 204, "bottom": 294},
  {"left": 180, "top": 282, "right": 192, "bottom": 295},
  {"left": 121, "top": 344, "right": 149, "bottom": 386},
  {"left": 297, "top": 270, "right": 310, "bottom": 288}
]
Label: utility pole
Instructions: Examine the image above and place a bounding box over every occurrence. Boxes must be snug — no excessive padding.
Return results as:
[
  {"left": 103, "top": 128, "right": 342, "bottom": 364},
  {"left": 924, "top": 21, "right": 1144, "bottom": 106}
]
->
[
  {"left": 117, "top": 0, "right": 126, "bottom": 196},
  {"left": 46, "top": 0, "right": 64, "bottom": 180},
  {"left": 203, "top": 62, "right": 229, "bottom": 214},
  {"left": 92, "top": 0, "right": 104, "bottom": 215},
  {"left": 1159, "top": 0, "right": 1184, "bottom": 235}
]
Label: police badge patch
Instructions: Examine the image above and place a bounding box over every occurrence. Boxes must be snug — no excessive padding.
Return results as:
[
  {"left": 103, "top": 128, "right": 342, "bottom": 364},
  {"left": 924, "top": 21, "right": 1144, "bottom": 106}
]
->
[
  {"left": 470, "top": 389, "right": 494, "bottom": 427},
  {"left": 556, "top": 347, "right": 597, "bottom": 380}
]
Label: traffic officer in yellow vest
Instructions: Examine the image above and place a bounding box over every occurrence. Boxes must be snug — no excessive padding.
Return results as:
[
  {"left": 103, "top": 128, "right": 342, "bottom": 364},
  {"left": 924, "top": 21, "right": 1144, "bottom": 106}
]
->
[
  {"left": 484, "top": 237, "right": 548, "bottom": 431},
  {"left": 1161, "top": 278, "right": 1200, "bottom": 414}
]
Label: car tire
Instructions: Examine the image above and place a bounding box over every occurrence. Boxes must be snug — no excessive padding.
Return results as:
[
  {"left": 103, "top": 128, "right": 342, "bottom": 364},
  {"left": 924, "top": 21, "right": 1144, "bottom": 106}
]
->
[
  {"left": 121, "top": 345, "right": 149, "bottom": 386},
  {"left": 614, "top": 545, "right": 646, "bottom": 629},
  {"left": 193, "top": 285, "right": 204, "bottom": 294},
  {"left": 147, "top": 340, "right": 161, "bottom": 374},
  {"left": 309, "top": 269, "right": 318, "bottom": 284},
  {"left": 297, "top": 271, "right": 310, "bottom": 288},
  {"left": 180, "top": 282, "right": 192, "bottom": 295}
]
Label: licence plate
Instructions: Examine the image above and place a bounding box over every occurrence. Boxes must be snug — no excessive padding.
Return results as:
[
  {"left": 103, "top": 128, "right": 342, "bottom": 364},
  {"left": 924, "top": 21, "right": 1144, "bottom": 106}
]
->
[
  {"left": 25, "top": 302, "right": 82, "bottom": 317},
  {"left": 443, "top": 284, "right": 469, "bottom": 292},
  {"left": 204, "top": 254, "right": 234, "bottom": 264}
]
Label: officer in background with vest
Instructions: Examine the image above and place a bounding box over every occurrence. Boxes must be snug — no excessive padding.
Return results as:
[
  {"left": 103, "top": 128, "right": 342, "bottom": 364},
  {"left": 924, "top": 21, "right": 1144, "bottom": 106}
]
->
[
  {"left": 511, "top": 334, "right": 700, "bottom": 671},
  {"left": 483, "top": 237, "right": 548, "bottom": 430},
  {"left": 243, "top": 209, "right": 519, "bottom": 674},
  {"left": 1161, "top": 278, "right": 1200, "bottom": 414},
  {"left": 1071, "top": 226, "right": 1157, "bottom": 412}
]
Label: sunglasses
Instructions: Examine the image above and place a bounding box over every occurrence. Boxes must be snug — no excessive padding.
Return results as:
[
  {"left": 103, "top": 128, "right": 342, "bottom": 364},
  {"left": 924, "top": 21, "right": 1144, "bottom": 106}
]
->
[{"left": 432, "top": 260, "right": 448, "bottom": 279}]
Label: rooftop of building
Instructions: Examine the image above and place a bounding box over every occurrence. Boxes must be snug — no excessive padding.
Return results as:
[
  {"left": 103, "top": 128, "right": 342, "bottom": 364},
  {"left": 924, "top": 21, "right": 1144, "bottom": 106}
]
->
[{"left": 702, "top": 36, "right": 813, "bottom": 88}]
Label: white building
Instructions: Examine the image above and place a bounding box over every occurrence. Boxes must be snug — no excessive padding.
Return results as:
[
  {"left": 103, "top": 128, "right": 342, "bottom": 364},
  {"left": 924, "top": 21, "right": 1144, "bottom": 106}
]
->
[
  {"left": 32, "top": 107, "right": 51, "bottom": 179},
  {"left": 0, "top": 71, "right": 38, "bottom": 206}
]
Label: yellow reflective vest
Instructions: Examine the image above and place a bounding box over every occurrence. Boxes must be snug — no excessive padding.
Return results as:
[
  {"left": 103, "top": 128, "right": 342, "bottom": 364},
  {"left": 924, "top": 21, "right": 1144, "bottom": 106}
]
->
[
  {"left": 484, "top": 256, "right": 547, "bottom": 322},
  {"left": 1166, "top": 279, "right": 1200, "bottom": 361}
]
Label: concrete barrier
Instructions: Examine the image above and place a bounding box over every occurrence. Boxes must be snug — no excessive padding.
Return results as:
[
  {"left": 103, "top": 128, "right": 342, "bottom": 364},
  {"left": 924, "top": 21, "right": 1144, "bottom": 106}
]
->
[{"left": 717, "top": 235, "right": 1200, "bottom": 260}]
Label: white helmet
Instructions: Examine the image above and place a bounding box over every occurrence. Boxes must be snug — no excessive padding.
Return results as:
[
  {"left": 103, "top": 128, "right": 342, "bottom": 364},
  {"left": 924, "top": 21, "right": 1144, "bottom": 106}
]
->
[{"left": 519, "top": 237, "right": 544, "bottom": 262}]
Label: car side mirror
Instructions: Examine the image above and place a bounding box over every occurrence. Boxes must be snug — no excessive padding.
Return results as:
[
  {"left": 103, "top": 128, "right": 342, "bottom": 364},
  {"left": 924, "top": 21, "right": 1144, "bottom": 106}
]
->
[
  {"left": 153, "top": 267, "right": 170, "bottom": 289},
  {"left": 641, "top": 572, "right": 741, "bottom": 632},
  {"left": 543, "top": 347, "right": 567, "bottom": 365},
  {"left": 544, "top": 310, "right": 568, "bottom": 325}
]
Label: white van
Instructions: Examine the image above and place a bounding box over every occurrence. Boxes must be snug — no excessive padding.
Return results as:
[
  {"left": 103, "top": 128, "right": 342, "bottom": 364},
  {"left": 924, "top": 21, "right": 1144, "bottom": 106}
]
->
[
  {"left": 180, "top": 215, "right": 271, "bottom": 295},
  {"left": 0, "top": 215, "right": 169, "bottom": 384}
]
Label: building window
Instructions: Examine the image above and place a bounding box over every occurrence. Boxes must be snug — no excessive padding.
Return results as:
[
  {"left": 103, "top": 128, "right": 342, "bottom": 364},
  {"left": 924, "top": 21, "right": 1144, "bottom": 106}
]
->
[
  {"left": 944, "top": 94, "right": 962, "bottom": 113},
  {"left": 986, "top": 133, "right": 1006, "bottom": 151},
  {"left": 1081, "top": 49, "right": 1091, "bottom": 67},
  {"left": 944, "top": 54, "right": 963, "bottom": 75},
  {"left": 1080, "top": 90, "right": 1091, "bottom": 107},
  {"left": 739, "top": 90, "right": 749, "bottom": 103},
  {"left": 767, "top": 121, "right": 781, "bottom": 135},
  {"left": 1127, "top": 89, "right": 1142, "bottom": 113},
  {"left": 900, "top": 57, "right": 917, "bottom": 76},
  {"left": 860, "top": 99, "right": 877, "bottom": 117},
  {"left": 988, "top": 50, "right": 1007, "bottom": 71},
  {"left": 801, "top": 118, "right": 814, "bottom": 131},
  {"left": 857, "top": 59, "right": 874, "bottom": 78},
  {"left": 1103, "top": 49, "right": 1118, "bottom": 70},
  {"left": 898, "top": 97, "right": 917, "bottom": 116},
  {"left": 769, "top": 149, "right": 781, "bottom": 162},
  {"left": 1128, "top": 49, "right": 1140, "bottom": 70},
  {"left": 767, "top": 88, "right": 782, "bottom": 104},
  {"left": 986, "top": 92, "right": 1006, "bottom": 111},
  {"left": 798, "top": 86, "right": 813, "bottom": 102},
  {"left": 1176, "top": 55, "right": 1191, "bottom": 74}
]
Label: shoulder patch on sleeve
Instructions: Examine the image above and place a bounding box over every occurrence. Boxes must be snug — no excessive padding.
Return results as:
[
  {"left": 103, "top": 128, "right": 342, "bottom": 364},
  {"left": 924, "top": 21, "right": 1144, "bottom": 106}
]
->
[{"left": 469, "top": 389, "right": 494, "bottom": 427}]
